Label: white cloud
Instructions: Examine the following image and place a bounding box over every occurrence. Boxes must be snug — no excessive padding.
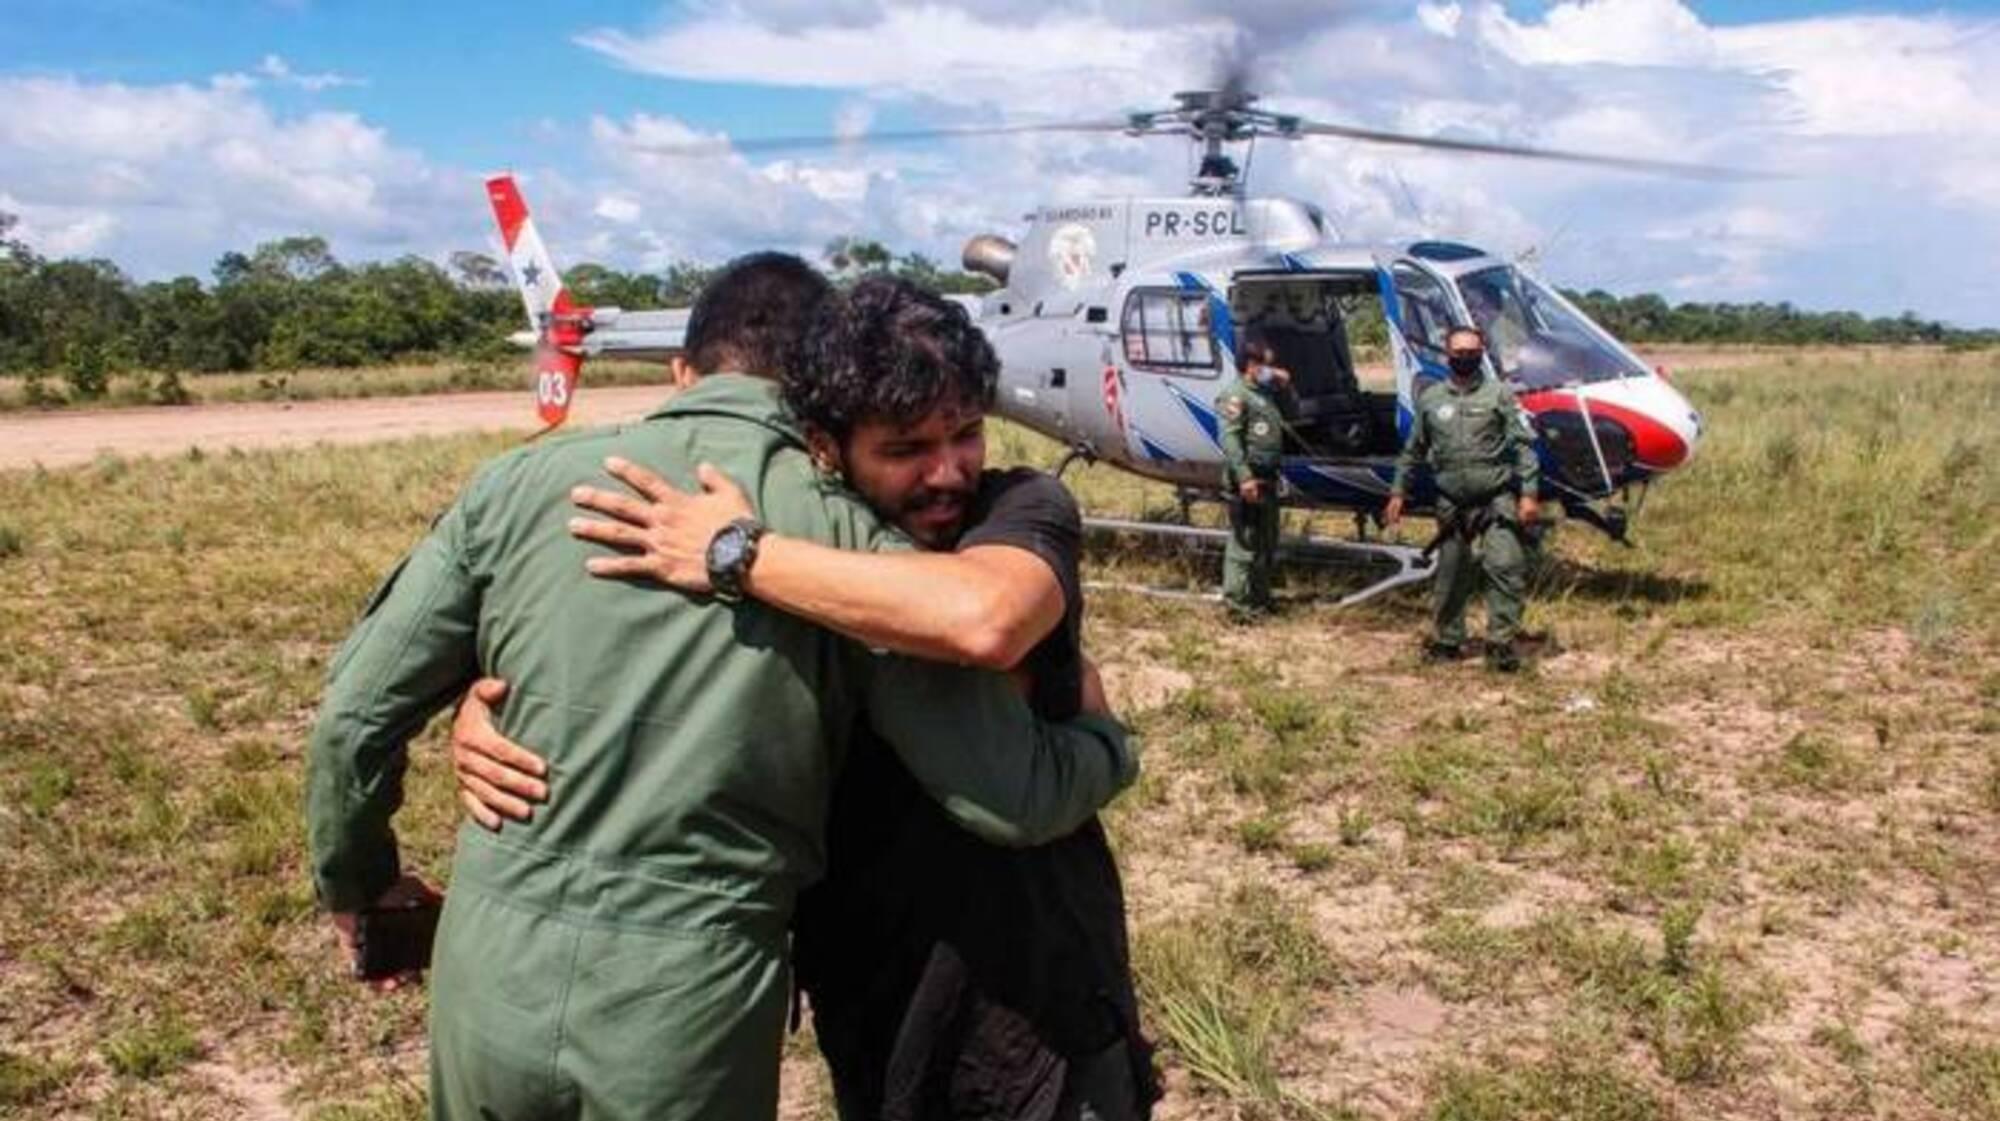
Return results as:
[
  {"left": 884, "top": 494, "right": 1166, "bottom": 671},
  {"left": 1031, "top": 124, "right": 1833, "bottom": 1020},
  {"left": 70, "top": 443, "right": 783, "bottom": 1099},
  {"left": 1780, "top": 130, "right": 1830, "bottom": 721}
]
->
[
  {"left": 576, "top": 6, "right": 1229, "bottom": 112},
  {"left": 256, "top": 53, "right": 367, "bottom": 92},
  {"left": 0, "top": 194, "right": 119, "bottom": 258},
  {"left": 1479, "top": 0, "right": 1717, "bottom": 67},
  {"left": 594, "top": 195, "right": 643, "bottom": 223},
  {"left": 1417, "top": 2, "right": 1462, "bottom": 39},
  {"left": 0, "top": 75, "right": 465, "bottom": 275}
]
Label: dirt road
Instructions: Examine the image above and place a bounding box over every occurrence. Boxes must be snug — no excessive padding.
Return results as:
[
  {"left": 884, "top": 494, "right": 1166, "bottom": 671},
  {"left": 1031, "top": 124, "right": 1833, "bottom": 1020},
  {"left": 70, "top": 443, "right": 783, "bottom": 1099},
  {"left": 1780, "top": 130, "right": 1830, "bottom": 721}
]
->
[{"left": 0, "top": 385, "right": 673, "bottom": 471}]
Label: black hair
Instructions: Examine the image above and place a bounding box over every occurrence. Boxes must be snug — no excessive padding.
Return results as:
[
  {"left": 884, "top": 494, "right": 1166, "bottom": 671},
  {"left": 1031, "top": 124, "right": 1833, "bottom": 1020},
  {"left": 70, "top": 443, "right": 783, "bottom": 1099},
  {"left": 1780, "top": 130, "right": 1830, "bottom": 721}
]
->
[
  {"left": 784, "top": 275, "right": 998, "bottom": 443},
  {"left": 1238, "top": 324, "right": 1276, "bottom": 365},
  {"left": 682, "top": 252, "right": 832, "bottom": 377},
  {"left": 1446, "top": 325, "right": 1486, "bottom": 349}
]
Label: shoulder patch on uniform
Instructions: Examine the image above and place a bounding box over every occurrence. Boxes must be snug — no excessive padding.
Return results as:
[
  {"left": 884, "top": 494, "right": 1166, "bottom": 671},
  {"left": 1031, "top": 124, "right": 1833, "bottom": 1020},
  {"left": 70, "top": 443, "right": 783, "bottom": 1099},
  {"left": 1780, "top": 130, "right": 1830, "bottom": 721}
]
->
[{"left": 1251, "top": 420, "right": 1272, "bottom": 437}]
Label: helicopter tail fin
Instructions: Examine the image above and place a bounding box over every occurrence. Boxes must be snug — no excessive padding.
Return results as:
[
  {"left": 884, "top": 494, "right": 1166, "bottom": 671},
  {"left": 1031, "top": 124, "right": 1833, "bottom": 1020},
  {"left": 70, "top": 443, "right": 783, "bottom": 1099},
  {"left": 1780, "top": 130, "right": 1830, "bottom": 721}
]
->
[
  {"left": 486, "top": 173, "right": 576, "bottom": 327},
  {"left": 485, "top": 174, "right": 584, "bottom": 429}
]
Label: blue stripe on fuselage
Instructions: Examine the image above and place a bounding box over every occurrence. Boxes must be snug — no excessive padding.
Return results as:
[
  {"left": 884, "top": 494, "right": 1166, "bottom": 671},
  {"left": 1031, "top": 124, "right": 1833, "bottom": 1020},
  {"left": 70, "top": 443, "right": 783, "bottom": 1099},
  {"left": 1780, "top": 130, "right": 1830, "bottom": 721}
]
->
[
  {"left": 1163, "top": 380, "right": 1222, "bottom": 448},
  {"left": 1279, "top": 462, "right": 1394, "bottom": 508}
]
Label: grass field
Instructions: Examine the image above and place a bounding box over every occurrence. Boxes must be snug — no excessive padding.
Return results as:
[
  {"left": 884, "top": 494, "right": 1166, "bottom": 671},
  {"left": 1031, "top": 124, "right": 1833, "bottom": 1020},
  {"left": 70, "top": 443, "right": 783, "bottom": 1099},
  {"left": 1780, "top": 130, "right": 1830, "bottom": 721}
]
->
[{"left": 1, "top": 350, "right": 1996, "bottom": 1119}]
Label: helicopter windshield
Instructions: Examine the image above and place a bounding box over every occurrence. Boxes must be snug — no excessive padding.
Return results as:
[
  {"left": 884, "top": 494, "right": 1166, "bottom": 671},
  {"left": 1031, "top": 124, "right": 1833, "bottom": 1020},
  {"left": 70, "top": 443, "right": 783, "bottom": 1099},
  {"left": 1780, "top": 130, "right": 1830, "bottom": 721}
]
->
[{"left": 1455, "top": 266, "right": 1648, "bottom": 390}]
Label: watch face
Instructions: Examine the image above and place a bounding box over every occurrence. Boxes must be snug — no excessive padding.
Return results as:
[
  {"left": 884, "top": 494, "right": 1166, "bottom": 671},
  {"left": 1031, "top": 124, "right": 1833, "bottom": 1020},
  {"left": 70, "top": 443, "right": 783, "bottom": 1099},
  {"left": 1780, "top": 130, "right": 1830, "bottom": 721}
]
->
[{"left": 710, "top": 529, "right": 746, "bottom": 570}]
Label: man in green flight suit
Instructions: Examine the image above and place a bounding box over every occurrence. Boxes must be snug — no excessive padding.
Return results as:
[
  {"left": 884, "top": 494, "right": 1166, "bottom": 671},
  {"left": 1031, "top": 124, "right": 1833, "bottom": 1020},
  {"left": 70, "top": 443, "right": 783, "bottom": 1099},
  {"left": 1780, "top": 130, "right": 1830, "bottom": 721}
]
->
[
  {"left": 1216, "top": 329, "right": 1294, "bottom": 619},
  {"left": 303, "top": 254, "right": 1136, "bottom": 1121},
  {"left": 1384, "top": 326, "right": 1542, "bottom": 672}
]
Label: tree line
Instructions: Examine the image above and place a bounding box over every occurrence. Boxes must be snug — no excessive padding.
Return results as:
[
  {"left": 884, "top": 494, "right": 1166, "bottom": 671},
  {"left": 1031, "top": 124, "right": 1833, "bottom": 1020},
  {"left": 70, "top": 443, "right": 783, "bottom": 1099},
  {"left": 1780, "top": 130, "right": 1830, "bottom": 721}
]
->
[
  {"left": 1562, "top": 290, "right": 1994, "bottom": 348},
  {"left": 0, "top": 213, "right": 1989, "bottom": 405},
  {"left": 0, "top": 217, "right": 1002, "bottom": 403}
]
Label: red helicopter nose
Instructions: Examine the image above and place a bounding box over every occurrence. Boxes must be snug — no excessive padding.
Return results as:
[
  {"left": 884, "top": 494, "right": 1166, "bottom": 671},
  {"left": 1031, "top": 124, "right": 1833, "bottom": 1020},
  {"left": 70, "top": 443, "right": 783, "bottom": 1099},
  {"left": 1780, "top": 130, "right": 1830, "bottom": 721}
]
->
[{"left": 1524, "top": 372, "right": 1701, "bottom": 481}]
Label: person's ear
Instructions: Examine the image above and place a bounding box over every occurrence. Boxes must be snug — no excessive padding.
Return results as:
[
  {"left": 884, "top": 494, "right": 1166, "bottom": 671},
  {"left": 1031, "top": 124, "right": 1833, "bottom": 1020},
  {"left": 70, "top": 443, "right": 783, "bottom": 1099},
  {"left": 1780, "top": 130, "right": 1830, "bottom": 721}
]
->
[
  {"left": 805, "top": 429, "right": 843, "bottom": 477},
  {"left": 668, "top": 355, "right": 697, "bottom": 389}
]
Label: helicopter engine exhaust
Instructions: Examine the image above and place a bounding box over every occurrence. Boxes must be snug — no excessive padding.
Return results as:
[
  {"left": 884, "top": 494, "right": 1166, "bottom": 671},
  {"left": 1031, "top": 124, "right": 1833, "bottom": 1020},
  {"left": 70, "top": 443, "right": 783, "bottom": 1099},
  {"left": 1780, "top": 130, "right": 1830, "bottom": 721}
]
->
[{"left": 962, "top": 235, "right": 1016, "bottom": 285}]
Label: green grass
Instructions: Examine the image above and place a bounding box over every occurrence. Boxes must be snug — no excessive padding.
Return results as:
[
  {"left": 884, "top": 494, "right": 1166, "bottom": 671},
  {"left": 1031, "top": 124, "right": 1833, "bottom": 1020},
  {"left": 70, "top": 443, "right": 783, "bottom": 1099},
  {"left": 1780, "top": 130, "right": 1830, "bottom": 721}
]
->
[
  {"left": 101, "top": 1015, "right": 201, "bottom": 1080},
  {"left": 1427, "top": 1043, "right": 1669, "bottom": 1121},
  {"left": 0, "top": 1049, "right": 78, "bottom": 1108},
  {"left": 2, "top": 349, "right": 1997, "bottom": 1118},
  {"left": 1906, "top": 1012, "right": 2000, "bottom": 1120},
  {"left": 309, "top": 1084, "right": 429, "bottom": 1121},
  {"left": 1133, "top": 885, "right": 1337, "bottom": 1117},
  {"left": 1416, "top": 908, "right": 1771, "bottom": 1085}
]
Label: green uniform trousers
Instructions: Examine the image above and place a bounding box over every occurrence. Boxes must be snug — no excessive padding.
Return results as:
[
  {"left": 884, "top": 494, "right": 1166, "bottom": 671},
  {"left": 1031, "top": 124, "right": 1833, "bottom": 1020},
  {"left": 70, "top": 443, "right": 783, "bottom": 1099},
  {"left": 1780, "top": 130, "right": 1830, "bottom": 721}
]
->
[
  {"left": 1223, "top": 486, "right": 1280, "bottom": 613},
  {"left": 426, "top": 832, "right": 790, "bottom": 1121},
  {"left": 1432, "top": 492, "right": 1528, "bottom": 648}
]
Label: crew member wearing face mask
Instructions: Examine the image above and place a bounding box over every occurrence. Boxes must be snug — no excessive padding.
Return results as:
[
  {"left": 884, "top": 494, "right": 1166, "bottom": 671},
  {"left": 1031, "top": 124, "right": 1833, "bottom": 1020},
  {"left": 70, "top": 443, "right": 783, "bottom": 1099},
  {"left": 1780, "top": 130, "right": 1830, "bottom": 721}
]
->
[
  {"left": 1216, "top": 328, "right": 1295, "bottom": 620},
  {"left": 1383, "top": 326, "right": 1542, "bottom": 671}
]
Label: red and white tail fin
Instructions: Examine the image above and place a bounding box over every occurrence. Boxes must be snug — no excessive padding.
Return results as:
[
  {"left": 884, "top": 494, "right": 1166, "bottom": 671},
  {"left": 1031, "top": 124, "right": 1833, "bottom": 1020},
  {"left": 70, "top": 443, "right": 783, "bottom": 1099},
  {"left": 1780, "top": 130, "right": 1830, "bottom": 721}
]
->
[
  {"left": 485, "top": 174, "right": 584, "bottom": 429},
  {"left": 486, "top": 174, "right": 575, "bottom": 325}
]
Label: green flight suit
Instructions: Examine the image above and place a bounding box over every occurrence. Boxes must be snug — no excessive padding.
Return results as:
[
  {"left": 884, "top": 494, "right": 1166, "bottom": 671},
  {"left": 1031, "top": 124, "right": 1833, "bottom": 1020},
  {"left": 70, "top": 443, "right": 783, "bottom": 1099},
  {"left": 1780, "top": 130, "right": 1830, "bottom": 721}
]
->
[
  {"left": 1390, "top": 372, "right": 1542, "bottom": 647},
  {"left": 1217, "top": 378, "right": 1290, "bottom": 614},
  {"left": 304, "top": 374, "right": 1137, "bottom": 1121}
]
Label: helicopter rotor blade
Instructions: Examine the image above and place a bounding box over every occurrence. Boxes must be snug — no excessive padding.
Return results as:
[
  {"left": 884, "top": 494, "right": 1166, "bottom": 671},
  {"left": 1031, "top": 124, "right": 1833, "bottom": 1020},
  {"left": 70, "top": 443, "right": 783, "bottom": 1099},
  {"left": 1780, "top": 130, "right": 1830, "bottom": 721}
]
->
[
  {"left": 1294, "top": 119, "right": 1772, "bottom": 181},
  {"left": 630, "top": 120, "right": 1133, "bottom": 158}
]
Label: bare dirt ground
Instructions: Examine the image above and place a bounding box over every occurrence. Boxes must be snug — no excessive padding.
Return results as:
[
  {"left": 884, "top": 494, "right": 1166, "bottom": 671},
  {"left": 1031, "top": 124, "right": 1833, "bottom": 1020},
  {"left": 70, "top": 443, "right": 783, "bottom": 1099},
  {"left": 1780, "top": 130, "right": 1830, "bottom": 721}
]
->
[{"left": 0, "top": 384, "right": 671, "bottom": 471}]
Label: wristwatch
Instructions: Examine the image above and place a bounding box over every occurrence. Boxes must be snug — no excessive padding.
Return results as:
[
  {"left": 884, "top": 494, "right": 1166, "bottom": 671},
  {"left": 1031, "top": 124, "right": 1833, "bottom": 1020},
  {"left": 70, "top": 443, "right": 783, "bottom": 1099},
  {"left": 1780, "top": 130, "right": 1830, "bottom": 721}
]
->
[{"left": 705, "top": 516, "right": 766, "bottom": 601}]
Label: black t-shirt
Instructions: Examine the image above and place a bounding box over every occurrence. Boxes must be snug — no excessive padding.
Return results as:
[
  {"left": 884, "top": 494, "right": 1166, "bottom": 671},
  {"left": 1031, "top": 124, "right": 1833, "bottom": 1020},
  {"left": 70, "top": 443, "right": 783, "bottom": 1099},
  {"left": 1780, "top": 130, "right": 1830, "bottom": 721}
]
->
[
  {"left": 958, "top": 468, "right": 1086, "bottom": 720},
  {"left": 795, "top": 469, "right": 1143, "bottom": 1117}
]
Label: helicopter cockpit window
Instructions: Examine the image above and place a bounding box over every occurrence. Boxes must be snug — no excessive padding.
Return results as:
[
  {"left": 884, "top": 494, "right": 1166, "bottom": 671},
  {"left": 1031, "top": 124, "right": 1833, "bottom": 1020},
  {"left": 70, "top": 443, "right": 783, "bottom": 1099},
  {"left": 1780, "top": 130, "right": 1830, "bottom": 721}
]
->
[
  {"left": 1121, "top": 290, "right": 1219, "bottom": 375},
  {"left": 1390, "top": 264, "right": 1455, "bottom": 359},
  {"left": 1456, "top": 266, "right": 1649, "bottom": 390}
]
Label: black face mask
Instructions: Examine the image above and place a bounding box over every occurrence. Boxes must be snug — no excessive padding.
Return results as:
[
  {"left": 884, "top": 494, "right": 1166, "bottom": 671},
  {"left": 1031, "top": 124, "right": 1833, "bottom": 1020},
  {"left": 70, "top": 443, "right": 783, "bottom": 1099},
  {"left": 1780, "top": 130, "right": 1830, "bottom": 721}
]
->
[{"left": 1448, "top": 353, "right": 1484, "bottom": 379}]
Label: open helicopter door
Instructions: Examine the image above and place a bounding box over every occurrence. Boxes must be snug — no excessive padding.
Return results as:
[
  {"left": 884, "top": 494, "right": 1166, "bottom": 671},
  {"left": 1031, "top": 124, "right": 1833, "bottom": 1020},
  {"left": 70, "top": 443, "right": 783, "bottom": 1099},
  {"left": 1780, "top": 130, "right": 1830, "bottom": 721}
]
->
[{"left": 1226, "top": 269, "right": 1402, "bottom": 458}]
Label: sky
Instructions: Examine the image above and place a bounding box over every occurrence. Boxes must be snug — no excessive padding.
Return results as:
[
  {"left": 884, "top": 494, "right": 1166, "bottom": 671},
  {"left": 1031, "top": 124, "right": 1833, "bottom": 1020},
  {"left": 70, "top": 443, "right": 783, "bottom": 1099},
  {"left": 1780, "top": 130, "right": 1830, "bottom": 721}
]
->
[{"left": 2, "top": 0, "right": 1998, "bottom": 326}]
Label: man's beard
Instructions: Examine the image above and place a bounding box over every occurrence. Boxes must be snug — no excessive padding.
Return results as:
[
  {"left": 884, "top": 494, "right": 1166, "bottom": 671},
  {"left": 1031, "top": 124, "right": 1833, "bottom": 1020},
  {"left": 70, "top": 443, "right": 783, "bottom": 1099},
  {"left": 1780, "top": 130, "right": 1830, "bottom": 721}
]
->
[{"left": 897, "top": 484, "right": 974, "bottom": 548}]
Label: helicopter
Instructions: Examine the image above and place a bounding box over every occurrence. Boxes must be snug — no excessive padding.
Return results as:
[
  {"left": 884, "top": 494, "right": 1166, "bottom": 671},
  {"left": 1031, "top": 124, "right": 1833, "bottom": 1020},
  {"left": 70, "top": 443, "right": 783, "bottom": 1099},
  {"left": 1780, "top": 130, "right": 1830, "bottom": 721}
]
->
[{"left": 486, "top": 84, "right": 1716, "bottom": 604}]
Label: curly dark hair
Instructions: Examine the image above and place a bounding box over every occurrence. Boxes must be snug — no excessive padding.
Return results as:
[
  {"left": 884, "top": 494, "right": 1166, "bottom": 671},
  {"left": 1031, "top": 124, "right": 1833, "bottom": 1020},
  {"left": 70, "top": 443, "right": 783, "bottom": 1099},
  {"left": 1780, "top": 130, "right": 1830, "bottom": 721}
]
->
[
  {"left": 683, "top": 252, "right": 831, "bottom": 377},
  {"left": 783, "top": 275, "right": 999, "bottom": 443}
]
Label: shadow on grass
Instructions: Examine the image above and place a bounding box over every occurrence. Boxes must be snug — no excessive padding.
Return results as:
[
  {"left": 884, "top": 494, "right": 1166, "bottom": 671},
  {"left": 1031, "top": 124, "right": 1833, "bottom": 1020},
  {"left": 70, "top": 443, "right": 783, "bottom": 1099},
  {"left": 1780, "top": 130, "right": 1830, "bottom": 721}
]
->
[
  {"left": 1081, "top": 523, "right": 1436, "bottom": 623},
  {"left": 1538, "top": 555, "right": 1711, "bottom": 606}
]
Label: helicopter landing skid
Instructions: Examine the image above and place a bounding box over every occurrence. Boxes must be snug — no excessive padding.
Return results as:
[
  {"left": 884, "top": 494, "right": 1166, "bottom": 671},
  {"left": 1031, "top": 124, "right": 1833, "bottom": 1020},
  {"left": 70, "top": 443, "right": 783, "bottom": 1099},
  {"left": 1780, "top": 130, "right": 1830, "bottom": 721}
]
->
[{"left": 1081, "top": 517, "right": 1436, "bottom": 608}]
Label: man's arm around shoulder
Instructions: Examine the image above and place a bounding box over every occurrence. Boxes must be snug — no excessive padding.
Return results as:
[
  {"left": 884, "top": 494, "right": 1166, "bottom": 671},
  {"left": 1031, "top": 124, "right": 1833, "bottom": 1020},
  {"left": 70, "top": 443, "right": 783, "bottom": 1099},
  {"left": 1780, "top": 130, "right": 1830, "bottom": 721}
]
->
[{"left": 862, "top": 650, "right": 1135, "bottom": 848}]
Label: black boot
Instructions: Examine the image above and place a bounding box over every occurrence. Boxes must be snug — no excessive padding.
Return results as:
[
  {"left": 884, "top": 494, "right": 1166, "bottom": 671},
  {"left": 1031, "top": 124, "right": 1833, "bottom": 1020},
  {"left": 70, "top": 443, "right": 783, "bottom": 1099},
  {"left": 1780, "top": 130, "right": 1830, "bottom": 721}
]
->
[
  {"left": 1485, "top": 640, "right": 1521, "bottom": 673},
  {"left": 1422, "top": 639, "right": 1463, "bottom": 664}
]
